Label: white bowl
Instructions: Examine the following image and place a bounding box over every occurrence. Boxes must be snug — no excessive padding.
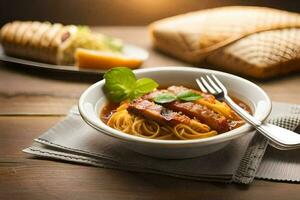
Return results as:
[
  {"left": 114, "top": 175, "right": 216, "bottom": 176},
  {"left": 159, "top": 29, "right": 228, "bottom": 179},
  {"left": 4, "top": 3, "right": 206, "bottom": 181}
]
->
[{"left": 78, "top": 67, "right": 271, "bottom": 159}]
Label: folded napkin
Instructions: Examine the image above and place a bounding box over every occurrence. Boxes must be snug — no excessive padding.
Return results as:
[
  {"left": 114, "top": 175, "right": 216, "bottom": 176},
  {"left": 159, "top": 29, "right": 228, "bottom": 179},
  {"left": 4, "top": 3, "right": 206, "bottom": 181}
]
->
[{"left": 23, "top": 102, "right": 300, "bottom": 184}]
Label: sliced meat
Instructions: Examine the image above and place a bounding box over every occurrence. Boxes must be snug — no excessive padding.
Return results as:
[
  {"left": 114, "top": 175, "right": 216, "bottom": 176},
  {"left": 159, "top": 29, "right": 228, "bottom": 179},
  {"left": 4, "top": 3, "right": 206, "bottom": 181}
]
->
[
  {"left": 167, "top": 85, "right": 194, "bottom": 94},
  {"left": 142, "top": 86, "right": 215, "bottom": 103},
  {"left": 142, "top": 86, "right": 230, "bottom": 132},
  {"left": 128, "top": 98, "right": 190, "bottom": 127},
  {"left": 166, "top": 101, "right": 229, "bottom": 132},
  {"left": 142, "top": 89, "right": 167, "bottom": 100}
]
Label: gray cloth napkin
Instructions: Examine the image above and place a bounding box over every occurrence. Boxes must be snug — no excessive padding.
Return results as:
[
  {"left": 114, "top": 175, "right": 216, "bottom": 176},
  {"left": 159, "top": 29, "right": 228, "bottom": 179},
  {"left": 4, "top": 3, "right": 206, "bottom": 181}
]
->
[
  {"left": 23, "top": 102, "right": 300, "bottom": 184},
  {"left": 256, "top": 109, "right": 300, "bottom": 182}
]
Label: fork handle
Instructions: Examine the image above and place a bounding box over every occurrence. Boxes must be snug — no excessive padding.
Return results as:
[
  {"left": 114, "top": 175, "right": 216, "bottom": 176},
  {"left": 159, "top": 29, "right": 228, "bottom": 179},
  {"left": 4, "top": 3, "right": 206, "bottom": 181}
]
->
[
  {"left": 257, "top": 123, "right": 300, "bottom": 146},
  {"left": 223, "top": 96, "right": 300, "bottom": 148},
  {"left": 224, "top": 96, "right": 261, "bottom": 126}
]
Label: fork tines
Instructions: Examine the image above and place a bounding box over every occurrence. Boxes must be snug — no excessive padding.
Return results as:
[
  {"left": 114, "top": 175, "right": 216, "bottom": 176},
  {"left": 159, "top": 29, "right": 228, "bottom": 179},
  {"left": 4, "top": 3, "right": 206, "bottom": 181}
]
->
[{"left": 196, "top": 74, "right": 226, "bottom": 95}]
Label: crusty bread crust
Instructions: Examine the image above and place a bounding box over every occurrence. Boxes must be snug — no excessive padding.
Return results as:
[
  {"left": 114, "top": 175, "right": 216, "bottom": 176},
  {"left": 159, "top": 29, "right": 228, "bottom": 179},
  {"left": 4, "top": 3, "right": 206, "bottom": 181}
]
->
[
  {"left": 150, "top": 6, "right": 300, "bottom": 78},
  {"left": 0, "top": 21, "right": 76, "bottom": 65}
]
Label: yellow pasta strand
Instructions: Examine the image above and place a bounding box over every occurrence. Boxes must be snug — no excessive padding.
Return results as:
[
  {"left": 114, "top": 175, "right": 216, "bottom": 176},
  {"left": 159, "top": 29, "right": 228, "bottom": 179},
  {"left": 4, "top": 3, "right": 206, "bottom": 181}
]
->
[
  {"left": 175, "top": 126, "right": 217, "bottom": 139},
  {"left": 189, "top": 119, "right": 211, "bottom": 133},
  {"left": 132, "top": 116, "right": 160, "bottom": 138},
  {"left": 107, "top": 110, "right": 133, "bottom": 133},
  {"left": 174, "top": 121, "right": 217, "bottom": 140},
  {"left": 106, "top": 104, "right": 219, "bottom": 140}
]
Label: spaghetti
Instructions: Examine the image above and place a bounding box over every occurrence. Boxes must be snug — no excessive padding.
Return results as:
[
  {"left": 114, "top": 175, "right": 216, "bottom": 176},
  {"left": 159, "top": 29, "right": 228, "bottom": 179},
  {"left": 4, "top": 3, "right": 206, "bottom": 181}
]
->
[{"left": 101, "top": 86, "right": 250, "bottom": 140}]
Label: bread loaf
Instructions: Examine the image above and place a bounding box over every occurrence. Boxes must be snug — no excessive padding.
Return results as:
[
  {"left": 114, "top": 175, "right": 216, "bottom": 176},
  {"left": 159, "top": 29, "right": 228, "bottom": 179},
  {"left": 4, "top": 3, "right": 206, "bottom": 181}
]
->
[
  {"left": 150, "top": 6, "right": 300, "bottom": 78},
  {"left": 0, "top": 21, "right": 123, "bottom": 65}
]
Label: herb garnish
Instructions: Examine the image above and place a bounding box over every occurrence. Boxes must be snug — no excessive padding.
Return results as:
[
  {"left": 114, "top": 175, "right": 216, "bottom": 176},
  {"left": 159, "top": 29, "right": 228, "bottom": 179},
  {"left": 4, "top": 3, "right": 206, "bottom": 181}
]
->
[
  {"left": 153, "top": 92, "right": 177, "bottom": 104},
  {"left": 104, "top": 67, "right": 202, "bottom": 104},
  {"left": 104, "top": 67, "right": 159, "bottom": 103},
  {"left": 177, "top": 90, "right": 202, "bottom": 101},
  {"left": 154, "top": 90, "right": 202, "bottom": 104}
]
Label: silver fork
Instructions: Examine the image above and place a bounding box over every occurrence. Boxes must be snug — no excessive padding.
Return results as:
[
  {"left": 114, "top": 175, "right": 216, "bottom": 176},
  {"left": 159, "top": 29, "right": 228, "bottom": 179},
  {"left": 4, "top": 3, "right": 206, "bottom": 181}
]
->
[{"left": 196, "top": 74, "right": 300, "bottom": 150}]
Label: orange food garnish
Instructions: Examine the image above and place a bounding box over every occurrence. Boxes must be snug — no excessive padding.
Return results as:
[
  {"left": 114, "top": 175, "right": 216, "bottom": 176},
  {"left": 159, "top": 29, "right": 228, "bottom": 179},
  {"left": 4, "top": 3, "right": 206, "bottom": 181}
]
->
[{"left": 75, "top": 48, "right": 143, "bottom": 69}]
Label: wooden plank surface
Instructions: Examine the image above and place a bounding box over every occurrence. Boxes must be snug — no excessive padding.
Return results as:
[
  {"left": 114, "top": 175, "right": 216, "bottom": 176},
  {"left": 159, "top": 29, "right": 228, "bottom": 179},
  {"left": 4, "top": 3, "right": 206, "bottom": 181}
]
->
[{"left": 0, "top": 27, "right": 300, "bottom": 199}]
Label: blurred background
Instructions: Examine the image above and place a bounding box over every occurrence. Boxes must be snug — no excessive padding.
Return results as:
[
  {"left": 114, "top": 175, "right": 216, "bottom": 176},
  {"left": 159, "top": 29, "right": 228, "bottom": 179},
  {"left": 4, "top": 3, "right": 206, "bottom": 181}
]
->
[{"left": 1, "top": 0, "right": 300, "bottom": 26}]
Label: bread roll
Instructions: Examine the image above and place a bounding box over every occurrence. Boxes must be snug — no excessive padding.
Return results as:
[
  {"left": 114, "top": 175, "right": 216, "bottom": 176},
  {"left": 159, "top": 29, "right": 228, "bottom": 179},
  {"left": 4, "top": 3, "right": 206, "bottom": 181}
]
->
[
  {"left": 150, "top": 6, "right": 300, "bottom": 78},
  {"left": 0, "top": 21, "right": 123, "bottom": 65},
  {"left": 39, "top": 23, "right": 63, "bottom": 63}
]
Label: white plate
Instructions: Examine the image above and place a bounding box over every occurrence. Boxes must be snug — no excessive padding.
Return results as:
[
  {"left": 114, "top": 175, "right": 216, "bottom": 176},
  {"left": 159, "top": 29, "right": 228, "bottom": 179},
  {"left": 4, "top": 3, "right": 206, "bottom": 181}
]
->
[
  {"left": 0, "top": 44, "right": 149, "bottom": 74},
  {"left": 78, "top": 67, "right": 272, "bottom": 159}
]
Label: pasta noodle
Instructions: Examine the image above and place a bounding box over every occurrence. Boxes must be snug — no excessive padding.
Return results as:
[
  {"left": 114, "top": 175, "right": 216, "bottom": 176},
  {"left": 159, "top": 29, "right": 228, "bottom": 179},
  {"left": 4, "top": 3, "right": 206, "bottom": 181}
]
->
[
  {"left": 106, "top": 103, "right": 218, "bottom": 140},
  {"left": 107, "top": 109, "right": 133, "bottom": 133},
  {"left": 102, "top": 86, "right": 251, "bottom": 140}
]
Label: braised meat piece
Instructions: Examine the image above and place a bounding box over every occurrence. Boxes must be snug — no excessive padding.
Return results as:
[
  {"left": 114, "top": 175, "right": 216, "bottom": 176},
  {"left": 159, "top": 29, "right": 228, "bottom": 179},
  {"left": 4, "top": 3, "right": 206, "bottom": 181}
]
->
[
  {"left": 167, "top": 85, "right": 215, "bottom": 102},
  {"left": 142, "top": 87, "right": 230, "bottom": 132},
  {"left": 128, "top": 98, "right": 190, "bottom": 126},
  {"left": 165, "top": 101, "right": 229, "bottom": 132}
]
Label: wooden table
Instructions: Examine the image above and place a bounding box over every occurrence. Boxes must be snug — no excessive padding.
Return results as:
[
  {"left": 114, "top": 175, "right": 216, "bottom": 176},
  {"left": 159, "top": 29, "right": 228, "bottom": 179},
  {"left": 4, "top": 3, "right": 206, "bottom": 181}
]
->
[{"left": 0, "top": 27, "right": 299, "bottom": 200}]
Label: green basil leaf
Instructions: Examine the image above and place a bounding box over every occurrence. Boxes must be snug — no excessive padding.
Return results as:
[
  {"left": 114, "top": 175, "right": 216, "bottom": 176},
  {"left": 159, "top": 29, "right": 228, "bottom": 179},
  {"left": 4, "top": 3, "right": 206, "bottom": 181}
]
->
[
  {"left": 177, "top": 90, "right": 202, "bottom": 101},
  {"left": 154, "top": 92, "right": 177, "bottom": 104},
  {"left": 103, "top": 67, "right": 159, "bottom": 103},
  {"left": 104, "top": 67, "right": 136, "bottom": 102},
  {"left": 133, "top": 78, "right": 159, "bottom": 99}
]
